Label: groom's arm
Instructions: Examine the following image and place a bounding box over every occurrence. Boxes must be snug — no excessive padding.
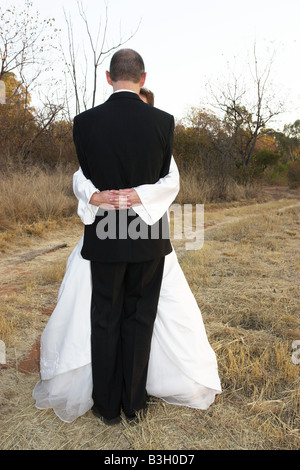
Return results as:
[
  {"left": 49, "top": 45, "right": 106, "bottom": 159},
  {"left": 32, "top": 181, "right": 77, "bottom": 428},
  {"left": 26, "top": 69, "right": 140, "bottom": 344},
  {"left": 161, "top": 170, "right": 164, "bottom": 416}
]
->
[
  {"left": 123, "top": 114, "right": 177, "bottom": 225},
  {"left": 73, "top": 117, "right": 91, "bottom": 181},
  {"left": 160, "top": 115, "right": 175, "bottom": 179}
]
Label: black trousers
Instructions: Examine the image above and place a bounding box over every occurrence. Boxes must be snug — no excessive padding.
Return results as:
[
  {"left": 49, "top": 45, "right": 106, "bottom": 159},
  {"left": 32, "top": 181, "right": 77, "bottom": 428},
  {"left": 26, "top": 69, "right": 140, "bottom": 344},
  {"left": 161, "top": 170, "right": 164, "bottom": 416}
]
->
[{"left": 90, "top": 256, "right": 165, "bottom": 419}]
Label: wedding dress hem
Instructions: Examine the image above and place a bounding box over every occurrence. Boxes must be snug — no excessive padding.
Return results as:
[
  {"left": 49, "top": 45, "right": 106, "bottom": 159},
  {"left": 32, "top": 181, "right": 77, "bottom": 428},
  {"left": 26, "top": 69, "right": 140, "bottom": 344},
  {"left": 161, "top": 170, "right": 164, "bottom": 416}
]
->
[
  {"left": 32, "top": 238, "right": 222, "bottom": 424},
  {"left": 32, "top": 363, "right": 220, "bottom": 423}
]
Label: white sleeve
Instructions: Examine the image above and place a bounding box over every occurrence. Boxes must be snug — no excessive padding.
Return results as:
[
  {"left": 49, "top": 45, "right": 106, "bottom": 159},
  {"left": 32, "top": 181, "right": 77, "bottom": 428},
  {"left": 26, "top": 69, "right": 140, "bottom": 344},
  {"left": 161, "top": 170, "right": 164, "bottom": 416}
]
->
[
  {"left": 73, "top": 156, "right": 180, "bottom": 226},
  {"left": 73, "top": 168, "right": 99, "bottom": 225},
  {"left": 132, "top": 156, "right": 180, "bottom": 225}
]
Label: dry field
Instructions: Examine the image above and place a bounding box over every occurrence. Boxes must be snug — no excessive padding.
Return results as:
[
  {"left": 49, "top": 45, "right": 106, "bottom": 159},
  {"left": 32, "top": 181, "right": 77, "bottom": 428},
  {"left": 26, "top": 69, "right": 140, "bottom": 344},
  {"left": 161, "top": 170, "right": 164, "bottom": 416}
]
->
[{"left": 0, "top": 184, "right": 299, "bottom": 450}]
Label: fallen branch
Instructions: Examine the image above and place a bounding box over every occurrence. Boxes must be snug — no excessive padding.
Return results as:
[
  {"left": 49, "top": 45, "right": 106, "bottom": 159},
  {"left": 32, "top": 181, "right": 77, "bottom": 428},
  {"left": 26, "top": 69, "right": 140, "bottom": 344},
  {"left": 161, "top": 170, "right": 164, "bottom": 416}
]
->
[{"left": 17, "top": 243, "right": 68, "bottom": 263}]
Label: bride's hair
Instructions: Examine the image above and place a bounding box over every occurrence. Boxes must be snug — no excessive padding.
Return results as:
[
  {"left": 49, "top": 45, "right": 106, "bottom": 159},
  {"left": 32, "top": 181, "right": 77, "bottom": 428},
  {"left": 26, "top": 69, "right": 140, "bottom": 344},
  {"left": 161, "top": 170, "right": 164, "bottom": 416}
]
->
[
  {"left": 140, "top": 88, "right": 154, "bottom": 107},
  {"left": 109, "top": 49, "right": 145, "bottom": 83}
]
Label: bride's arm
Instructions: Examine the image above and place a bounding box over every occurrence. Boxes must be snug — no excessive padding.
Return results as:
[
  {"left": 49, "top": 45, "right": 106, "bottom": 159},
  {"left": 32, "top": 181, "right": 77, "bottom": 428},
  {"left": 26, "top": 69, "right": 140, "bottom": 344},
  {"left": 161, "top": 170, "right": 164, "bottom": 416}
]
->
[
  {"left": 73, "top": 168, "right": 98, "bottom": 225},
  {"left": 132, "top": 157, "right": 180, "bottom": 225},
  {"left": 73, "top": 157, "right": 180, "bottom": 225}
]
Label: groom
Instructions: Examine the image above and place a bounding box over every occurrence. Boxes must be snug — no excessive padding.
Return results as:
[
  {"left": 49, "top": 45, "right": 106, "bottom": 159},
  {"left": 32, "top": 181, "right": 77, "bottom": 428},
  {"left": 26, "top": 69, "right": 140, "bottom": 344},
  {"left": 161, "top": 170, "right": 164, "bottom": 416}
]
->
[{"left": 73, "top": 49, "right": 174, "bottom": 425}]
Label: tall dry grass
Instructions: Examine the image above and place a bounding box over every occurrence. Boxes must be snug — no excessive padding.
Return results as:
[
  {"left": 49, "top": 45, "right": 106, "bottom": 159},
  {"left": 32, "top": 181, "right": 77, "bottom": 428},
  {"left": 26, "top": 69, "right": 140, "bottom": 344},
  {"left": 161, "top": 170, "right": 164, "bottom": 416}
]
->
[
  {"left": 0, "top": 164, "right": 78, "bottom": 233},
  {"left": 0, "top": 165, "right": 81, "bottom": 253},
  {"left": 175, "top": 169, "right": 263, "bottom": 204},
  {"left": 0, "top": 165, "right": 262, "bottom": 234}
]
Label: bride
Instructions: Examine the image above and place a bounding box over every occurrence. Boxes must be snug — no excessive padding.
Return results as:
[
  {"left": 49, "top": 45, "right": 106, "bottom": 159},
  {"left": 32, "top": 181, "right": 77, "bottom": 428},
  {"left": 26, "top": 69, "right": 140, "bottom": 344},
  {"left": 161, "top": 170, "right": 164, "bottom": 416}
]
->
[{"left": 32, "top": 89, "right": 221, "bottom": 424}]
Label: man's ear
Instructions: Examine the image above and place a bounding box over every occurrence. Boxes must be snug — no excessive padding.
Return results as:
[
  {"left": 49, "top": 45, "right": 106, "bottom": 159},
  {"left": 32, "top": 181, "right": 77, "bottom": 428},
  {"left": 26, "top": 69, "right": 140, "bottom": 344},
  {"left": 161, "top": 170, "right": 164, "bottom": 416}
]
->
[
  {"left": 106, "top": 71, "right": 113, "bottom": 86},
  {"left": 140, "top": 72, "right": 146, "bottom": 88}
]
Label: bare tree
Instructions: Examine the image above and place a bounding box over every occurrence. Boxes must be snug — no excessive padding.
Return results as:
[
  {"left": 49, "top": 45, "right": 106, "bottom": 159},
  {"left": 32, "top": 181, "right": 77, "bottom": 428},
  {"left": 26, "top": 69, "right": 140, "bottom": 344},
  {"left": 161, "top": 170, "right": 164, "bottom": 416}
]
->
[
  {"left": 0, "top": 1, "right": 64, "bottom": 162},
  {"left": 62, "top": 1, "right": 141, "bottom": 115},
  {"left": 208, "top": 44, "right": 284, "bottom": 167},
  {"left": 0, "top": 1, "right": 57, "bottom": 96}
]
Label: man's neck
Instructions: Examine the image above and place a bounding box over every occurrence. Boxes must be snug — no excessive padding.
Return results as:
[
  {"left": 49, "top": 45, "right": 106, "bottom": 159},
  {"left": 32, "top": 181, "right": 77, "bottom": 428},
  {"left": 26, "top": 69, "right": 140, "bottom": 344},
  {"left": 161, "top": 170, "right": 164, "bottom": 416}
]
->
[{"left": 112, "top": 81, "right": 140, "bottom": 94}]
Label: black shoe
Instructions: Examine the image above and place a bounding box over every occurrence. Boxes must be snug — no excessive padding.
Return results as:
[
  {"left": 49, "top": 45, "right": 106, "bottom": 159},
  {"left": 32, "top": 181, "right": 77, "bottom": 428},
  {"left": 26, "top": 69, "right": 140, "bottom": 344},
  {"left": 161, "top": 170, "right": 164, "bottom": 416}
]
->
[
  {"left": 125, "top": 404, "right": 149, "bottom": 424},
  {"left": 92, "top": 405, "right": 121, "bottom": 426}
]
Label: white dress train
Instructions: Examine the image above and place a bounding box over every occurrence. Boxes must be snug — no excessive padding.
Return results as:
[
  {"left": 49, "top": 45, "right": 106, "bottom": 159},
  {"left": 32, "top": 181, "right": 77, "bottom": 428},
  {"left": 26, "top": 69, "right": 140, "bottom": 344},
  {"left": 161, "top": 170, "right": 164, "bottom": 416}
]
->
[{"left": 33, "top": 162, "right": 222, "bottom": 422}]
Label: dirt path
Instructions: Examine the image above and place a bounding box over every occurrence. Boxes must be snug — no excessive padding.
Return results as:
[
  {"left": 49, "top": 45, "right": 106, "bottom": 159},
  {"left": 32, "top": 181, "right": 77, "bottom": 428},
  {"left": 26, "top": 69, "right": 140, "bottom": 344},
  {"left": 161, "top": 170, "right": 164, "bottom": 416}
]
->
[{"left": 0, "top": 185, "right": 299, "bottom": 375}]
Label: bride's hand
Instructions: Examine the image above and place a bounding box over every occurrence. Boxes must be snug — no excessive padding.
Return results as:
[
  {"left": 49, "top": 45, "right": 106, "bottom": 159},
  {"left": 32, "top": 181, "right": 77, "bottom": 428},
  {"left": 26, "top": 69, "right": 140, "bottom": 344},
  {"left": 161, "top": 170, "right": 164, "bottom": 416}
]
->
[
  {"left": 108, "top": 189, "right": 142, "bottom": 209},
  {"left": 89, "top": 190, "right": 116, "bottom": 210}
]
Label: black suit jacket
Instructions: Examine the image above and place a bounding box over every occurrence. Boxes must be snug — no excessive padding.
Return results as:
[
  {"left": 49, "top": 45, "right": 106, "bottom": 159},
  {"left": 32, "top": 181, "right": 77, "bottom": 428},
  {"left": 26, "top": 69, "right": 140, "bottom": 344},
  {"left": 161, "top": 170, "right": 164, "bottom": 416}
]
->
[{"left": 73, "top": 91, "right": 174, "bottom": 262}]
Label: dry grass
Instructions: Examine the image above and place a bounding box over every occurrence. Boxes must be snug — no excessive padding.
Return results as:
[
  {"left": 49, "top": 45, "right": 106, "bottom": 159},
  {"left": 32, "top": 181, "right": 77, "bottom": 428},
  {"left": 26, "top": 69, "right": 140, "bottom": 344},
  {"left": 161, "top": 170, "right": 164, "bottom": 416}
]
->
[
  {"left": 175, "top": 170, "right": 263, "bottom": 204},
  {"left": 0, "top": 188, "right": 299, "bottom": 450},
  {"left": 179, "top": 203, "right": 300, "bottom": 449},
  {"left": 0, "top": 166, "right": 260, "bottom": 240},
  {"left": 0, "top": 165, "right": 79, "bottom": 243}
]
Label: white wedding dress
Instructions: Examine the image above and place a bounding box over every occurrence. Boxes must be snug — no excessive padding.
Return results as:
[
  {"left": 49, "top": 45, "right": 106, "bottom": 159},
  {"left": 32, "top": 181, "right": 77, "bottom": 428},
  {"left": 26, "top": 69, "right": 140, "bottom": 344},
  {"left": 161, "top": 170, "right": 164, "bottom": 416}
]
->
[{"left": 33, "top": 159, "right": 221, "bottom": 423}]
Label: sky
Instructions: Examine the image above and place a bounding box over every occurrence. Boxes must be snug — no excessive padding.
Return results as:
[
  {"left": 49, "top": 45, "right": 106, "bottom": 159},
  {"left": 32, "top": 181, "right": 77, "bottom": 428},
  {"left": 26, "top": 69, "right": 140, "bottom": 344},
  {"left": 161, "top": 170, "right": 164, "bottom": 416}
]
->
[{"left": 2, "top": 0, "right": 300, "bottom": 130}]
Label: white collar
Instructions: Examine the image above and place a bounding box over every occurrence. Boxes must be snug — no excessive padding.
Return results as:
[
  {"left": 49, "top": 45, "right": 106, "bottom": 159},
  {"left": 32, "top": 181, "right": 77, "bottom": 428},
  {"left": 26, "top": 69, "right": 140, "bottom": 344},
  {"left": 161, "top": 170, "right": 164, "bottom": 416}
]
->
[{"left": 113, "top": 89, "right": 138, "bottom": 94}]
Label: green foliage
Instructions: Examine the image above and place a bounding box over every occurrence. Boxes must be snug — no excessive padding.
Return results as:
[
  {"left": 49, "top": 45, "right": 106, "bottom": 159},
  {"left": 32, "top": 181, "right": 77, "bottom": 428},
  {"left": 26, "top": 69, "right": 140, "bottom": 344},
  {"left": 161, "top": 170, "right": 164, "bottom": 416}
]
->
[
  {"left": 287, "top": 160, "right": 300, "bottom": 188},
  {"left": 232, "top": 165, "right": 256, "bottom": 184},
  {"left": 274, "top": 120, "right": 300, "bottom": 162},
  {"left": 252, "top": 149, "right": 280, "bottom": 173},
  {"left": 173, "top": 126, "right": 201, "bottom": 173},
  {"left": 264, "top": 164, "right": 288, "bottom": 186}
]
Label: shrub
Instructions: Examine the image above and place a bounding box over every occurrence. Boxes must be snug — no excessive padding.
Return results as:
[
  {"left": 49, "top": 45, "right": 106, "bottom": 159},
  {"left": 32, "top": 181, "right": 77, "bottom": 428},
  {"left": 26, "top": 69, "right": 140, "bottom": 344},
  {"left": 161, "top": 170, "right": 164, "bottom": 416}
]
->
[{"left": 287, "top": 160, "right": 300, "bottom": 188}]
